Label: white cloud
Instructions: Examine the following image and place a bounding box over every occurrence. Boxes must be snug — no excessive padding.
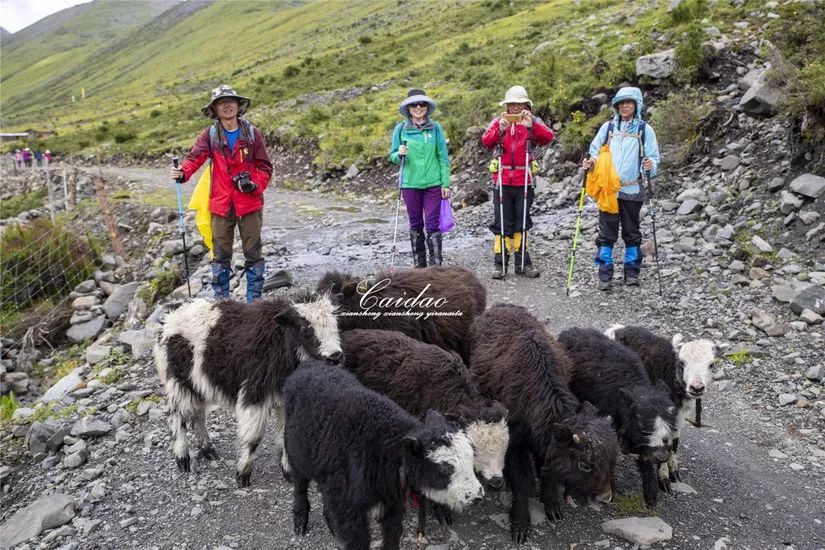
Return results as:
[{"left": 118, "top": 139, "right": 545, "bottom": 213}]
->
[{"left": 0, "top": 0, "right": 92, "bottom": 34}]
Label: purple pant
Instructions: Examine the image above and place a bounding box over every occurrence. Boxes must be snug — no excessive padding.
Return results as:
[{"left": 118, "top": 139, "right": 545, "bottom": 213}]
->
[{"left": 402, "top": 186, "right": 442, "bottom": 233}]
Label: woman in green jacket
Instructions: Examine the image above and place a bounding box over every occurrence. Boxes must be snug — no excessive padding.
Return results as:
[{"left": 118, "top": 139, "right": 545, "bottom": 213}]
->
[{"left": 389, "top": 88, "right": 451, "bottom": 267}]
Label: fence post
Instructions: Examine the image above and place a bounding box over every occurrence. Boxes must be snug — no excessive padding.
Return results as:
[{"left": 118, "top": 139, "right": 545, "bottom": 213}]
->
[
  {"left": 62, "top": 167, "right": 70, "bottom": 211},
  {"left": 45, "top": 164, "right": 56, "bottom": 223}
]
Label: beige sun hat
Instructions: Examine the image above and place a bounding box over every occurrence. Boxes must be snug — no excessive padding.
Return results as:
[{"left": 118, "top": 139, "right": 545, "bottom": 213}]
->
[
  {"left": 499, "top": 85, "right": 533, "bottom": 107},
  {"left": 201, "top": 84, "right": 251, "bottom": 119}
]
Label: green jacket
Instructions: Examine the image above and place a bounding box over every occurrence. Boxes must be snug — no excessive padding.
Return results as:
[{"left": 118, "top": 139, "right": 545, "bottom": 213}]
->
[{"left": 388, "top": 120, "right": 450, "bottom": 189}]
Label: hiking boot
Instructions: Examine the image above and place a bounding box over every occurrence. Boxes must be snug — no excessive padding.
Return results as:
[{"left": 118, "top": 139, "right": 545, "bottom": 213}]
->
[
  {"left": 492, "top": 253, "right": 509, "bottom": 280},
  {"left": 492, "top": 268, "right": 506, "bottom": 280},
  {"left": 624, "top": 276, "right": 640, "bottom": 286},
  {"left": 597, "top": 280, "right": 612, "bottom": 291},
  {"left": 426, "top": 231, "right": 443, "bottom": 266},
  {"left": 515, "top": 264, "right": 540, "bottom": 278},
  {"left": 409, "top": 229, "right": 427, "bottom": 268},
  {"left": 211, "top": 262, "right": 231, "bottom": 299}
]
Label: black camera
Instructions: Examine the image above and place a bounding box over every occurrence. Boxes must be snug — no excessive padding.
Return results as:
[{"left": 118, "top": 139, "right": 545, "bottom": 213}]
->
[{"left": 232, "top": 171, "right": 257, "bottom": 194}]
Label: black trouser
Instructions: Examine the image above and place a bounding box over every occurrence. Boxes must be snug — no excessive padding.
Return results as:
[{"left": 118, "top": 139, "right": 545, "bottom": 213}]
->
[
  {"left": 594, "top": 199, "right": 643, "bottom": 281},
  {"left": 489, "top": 184, "right": 534, "bottom": 236}
]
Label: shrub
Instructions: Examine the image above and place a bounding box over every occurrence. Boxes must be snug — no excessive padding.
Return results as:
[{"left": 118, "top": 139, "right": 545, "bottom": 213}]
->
[
  {"left": 283, "top": 65, "right": 300, "bottom": 78},
  {"left": 668, "top": 0, "right": 708, "bottom": 25},
  {"left": 139, "top": 268, "right": 181, "bottom": 304},
  {"left": 558, "top": 109, "right": 612, "bottom": 161},
  {"left": 673, "top": 25, "right": 715, "bottom": 84},
  {"left": 0, "top": 392, "right": 18, "bottom": 422},
  {"left": 358, "top": 36, "right": 372, "bottom": 45},
  {"left": 150, "top": 109, "right": 162, "bottom": 118},
  {"left": 0, "top": 189, "right": 47, "bottom": 219},
  {"left": 650, "top": 90, "right": 713, "bottom": 167},
  {"left": 114, "top": 132, "right": 136, "bottom": 143},
  {"left": 0, "top": 219, "right": 97, "bottom": 315}
]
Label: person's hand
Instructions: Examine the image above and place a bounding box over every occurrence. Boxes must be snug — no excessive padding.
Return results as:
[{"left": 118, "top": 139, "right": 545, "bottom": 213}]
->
[
  {"left": 170, "top": 166, "right": 184, "bottom": 181},
  {"left": 520, "top": 110, "right": 533, "bottom": 128},
  {"left": 582, "top": 158, "right": 595, "bottom": 171},
  {"left": 642, "top": 158, "right": 653, "bottom": 171},
  {"left": 398, "top": 144, "right": 408, "bottom": 157},
  {"left": 498, "top": 114, "right": 510, "bottom": 133},
  {"left": 441, "top": 188, "right": 450, "bottom": 199}
]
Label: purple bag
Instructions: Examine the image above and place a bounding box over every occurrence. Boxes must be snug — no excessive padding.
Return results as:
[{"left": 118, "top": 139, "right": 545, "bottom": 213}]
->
[{"left": 439, "top": 198, "right": 455, "bottom": 233}]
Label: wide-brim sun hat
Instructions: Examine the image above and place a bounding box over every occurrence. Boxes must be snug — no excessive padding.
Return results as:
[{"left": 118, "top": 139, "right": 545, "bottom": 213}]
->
[
  {"left": 399, "top": 88, "right": 437, "bottom": 118},
  {"left": 499, "top": 85, "right": 533, "bottom": 107},
  {"left": 201, "top": 84, "right": 251, "bottom": 119}
]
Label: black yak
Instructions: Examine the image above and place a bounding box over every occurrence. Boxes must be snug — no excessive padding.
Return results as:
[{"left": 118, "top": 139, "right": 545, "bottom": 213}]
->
[
  {"left": 316, "top": 266, "right": 485, "bottom": 363},
  {"left": 471, "top": 305, "right": 619, "bottom": 544},
  {"left": 283, "top": 361, "right": 483, "bottom": 550},
  {"left": 558, "top": 327, "right": 677, "bottom": 507},
  {"left": 153, "top": 294, "right": 342, "bottom": 487}
]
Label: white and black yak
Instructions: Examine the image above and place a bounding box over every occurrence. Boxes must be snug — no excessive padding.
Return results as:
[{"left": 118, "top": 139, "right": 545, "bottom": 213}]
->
[
  {"left": 557, "top": 327, "right": 677, "bottom": 508},
  {"left": 470, "top": 305, "right": 619, "bottom": 544},
  {"left": 605, "top": 324, "right": 715, "bottom": 489},
  {"left": 283, "top": 360, "right": 483, "bottom": 550},
  {"left": 153, "top": 294, "right": 342, "bottom": 487},
  {"left": 341, "top": 329, "right": 508, "bottom": 535},
  {"left": 316, "top": 266, "right": 486, "bottom": 363}
]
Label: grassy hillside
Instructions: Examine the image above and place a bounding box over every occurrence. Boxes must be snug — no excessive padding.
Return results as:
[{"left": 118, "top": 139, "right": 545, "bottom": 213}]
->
[{"left": 1, "top": 0, "right": 815, "bottom": 171}]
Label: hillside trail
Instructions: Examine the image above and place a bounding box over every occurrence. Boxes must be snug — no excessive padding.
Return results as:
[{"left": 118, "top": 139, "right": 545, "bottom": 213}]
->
[{"left": 95, "top": 164, "right": 823, "bottom": 549}]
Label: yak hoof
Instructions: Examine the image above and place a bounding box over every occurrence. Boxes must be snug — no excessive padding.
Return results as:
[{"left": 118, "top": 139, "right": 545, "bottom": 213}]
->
[
  {"left": 432, "top": 503, "right": 453, "bottom": 525},
  {"left": 545, "top": 501, "right": 564, "bottom": 522},
  {"left": 281, "top": 466, "right": 294, "bottom": 484},
  {"left": 293, "top": 512, "right": 309, "bottom": 535},
  {"left": 236, "top": 470, "right": 252, "bottom": 488},
  {"left": 176, "top": 455, "right": 191, "bottom": 473},
  {"left": 509, "top": 510, "right": 530, "bottom": 544},
  {"left": 658, "top": 477, "right": 672, "bottom": 494},
  {"left": 198, "top": 446, "right": 220, "bottom": 461},
  {"left": 670, "top": 469, "right": 681, "bottom": 482}
]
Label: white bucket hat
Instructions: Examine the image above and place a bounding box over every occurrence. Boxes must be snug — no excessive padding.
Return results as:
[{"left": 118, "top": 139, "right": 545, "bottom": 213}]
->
[
  {"left": 499, "top": 85, "right": 533, "bottom": 107},
  {"left": 201, "top": 84, "right": 251, "bottom": 119}
]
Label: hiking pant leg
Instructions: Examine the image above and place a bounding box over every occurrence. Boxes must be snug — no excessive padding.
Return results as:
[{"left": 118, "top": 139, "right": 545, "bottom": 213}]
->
[
  {"left": 238, "top": 209, "right": 263, "bottom": 263},
  {"left": 211, "top": 212, "right": 237, "bottom": 264},
  {"left": 512, "top": 185, "right": 535, "bottom": 234},
  {"left": 402, "top": 188, "right": 425, "bottom": 231},
  {"left": 619, "top": 199, "right": 644, "bottom": 278},
  {"left": 422, "top": 186, "right": 443, "bottom": 235}
]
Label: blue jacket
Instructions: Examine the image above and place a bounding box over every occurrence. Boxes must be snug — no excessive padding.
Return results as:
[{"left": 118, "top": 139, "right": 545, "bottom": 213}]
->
[{"left": 588, "top": 87, "right": 660, "bottom": 202}]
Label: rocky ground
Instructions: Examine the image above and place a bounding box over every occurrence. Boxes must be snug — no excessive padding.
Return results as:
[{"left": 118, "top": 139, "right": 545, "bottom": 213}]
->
[{"left": 2, "top": 13, "right": 825, "bottom": 548}]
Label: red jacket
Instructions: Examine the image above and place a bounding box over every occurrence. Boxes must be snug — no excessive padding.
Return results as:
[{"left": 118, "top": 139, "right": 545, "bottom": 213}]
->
[
  {"left": 181, "top": 121, "right": 273, "bottom": 217},
  {"left": 481, "top": 117, "right": 554, "bottom": 186}
]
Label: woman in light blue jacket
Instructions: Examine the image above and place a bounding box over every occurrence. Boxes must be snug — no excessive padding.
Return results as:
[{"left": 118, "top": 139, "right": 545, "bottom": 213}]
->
[{"left": 582, "top": 86, "right": 661, "bottom": 290}]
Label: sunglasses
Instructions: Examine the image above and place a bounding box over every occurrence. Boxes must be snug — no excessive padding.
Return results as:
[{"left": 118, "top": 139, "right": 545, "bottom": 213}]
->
[{"left": 409, "top": 102, "right": 428, "bottom": 109}]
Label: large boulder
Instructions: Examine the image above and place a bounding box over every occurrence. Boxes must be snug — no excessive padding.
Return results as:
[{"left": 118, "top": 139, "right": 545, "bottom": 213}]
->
[
  {"left": 66, "top": 315, "right": 108, "bottom": 344},
  {"left": 0, "top": 493, "right": 75, "bottom": 549},
  {"left": 738, "top": 68, "right": 783, "bottom": 116},
  {"left": 780, "top": 190, "right": 804, "bottom": 214},
  {"left": 118, "top": 329, "right": 152, "bottom": 358},
  {"left": 790, "top": 285, "right": 825, "bottom": 315},
  {"left": 42, "top": 369, "right": 84, "bottom": 402},
  {"left": 103, "top": 282, "right": 141, "bottom": 321},
  {"left": 636, "top": 49, "right": 675, "bottom": 79},
  {"left": 789, "top": 174, "right": 825, "bottom": 199}
]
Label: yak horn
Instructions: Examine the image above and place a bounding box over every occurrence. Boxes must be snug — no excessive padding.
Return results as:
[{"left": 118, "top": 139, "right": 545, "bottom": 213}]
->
[{"left": 572, "top": 434, "right": 581, "bottom": 445}]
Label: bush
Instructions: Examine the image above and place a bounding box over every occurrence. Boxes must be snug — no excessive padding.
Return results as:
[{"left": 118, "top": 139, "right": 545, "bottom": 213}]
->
[
  {"left": 139, "top": 268, "right": 182, "bottom": 304},
  {"left": 0, "top": 189, "right": 47, "bottom": 219},
  {"left": 114, "top": 132, "right": 136, "bottom": 143},
  {"left": 673, "top": 25, "right": 715, "bottom": 84},
  {"left": 0, "top": 219, "right": 98, "bottom": 315},
  {"left": 558, "top": 109, "right": 612, "bottom": 161},
  {"left": 668, "top": 0, "right": 707, "bottom": 25},
  {"left": 650, "top": 90, "right": 713, "bottom": 167},
  {"left": 283, "top": 65, "right": 300, "bottom": 78},
  {"left": 358, "top": 36, "right": 372, "bottom": 45},
  {"left": 150, "top": 109, "right": 162, "bottom": 118}
]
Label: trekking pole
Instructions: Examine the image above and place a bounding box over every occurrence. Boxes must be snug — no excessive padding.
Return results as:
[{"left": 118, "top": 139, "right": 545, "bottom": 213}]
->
[
  {"left": 389, "top": 141, "right": 406, "bottom": 273},
  {"left": 644, "top": 166, "right": 664, "bottom": 299},
  {"left": 520, "top": 136, "right": 530, "bottom": 273},
  {"left": 173, "top": 157, "right": 192, "bottom": 298},
  {"left": 565, "top": 154, "right": 590, "bottom": 296},
  {"left": 495, "top": 147, "right": 506, "bottom": 279}
]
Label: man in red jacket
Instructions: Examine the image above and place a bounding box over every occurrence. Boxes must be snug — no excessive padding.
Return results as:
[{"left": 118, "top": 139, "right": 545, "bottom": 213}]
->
[
  {"left": 170, "top": 85, "right": 273, "bottom": 301},
  {"left": 482, "top": 86, "right": 554, "bottom": 279}
]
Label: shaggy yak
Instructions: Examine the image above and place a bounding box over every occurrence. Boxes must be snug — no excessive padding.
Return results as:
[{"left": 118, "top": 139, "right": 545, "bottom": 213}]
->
[
  {"left": 470, "top": 304, "right": 619, "bottom": 544},
  {"left": 341, "top": 329, "right": 509, "bottom": 536},
  {"left": 283, "top": 361, "right": 483, "bottom": 550},
  {"left": 153, "top": 294, "right": 342, "bottom": 487},
  {"left": 605, "top": 324, "right": 715, "bottom": 489},
  {"left": 557, "top": 327, "right": 677, "bottom": 507},
  {"left": 315, "top": 266, "right": 486, "bottom": 363}
]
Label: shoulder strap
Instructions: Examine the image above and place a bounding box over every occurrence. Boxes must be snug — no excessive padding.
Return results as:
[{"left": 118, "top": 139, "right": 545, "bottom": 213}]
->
[{"left": 603, "top": 120, "right": 614, "bottom": 146}]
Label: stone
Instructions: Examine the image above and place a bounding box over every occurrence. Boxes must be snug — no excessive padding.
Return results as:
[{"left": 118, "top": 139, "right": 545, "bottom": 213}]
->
[
  {"left": 12, "top": 407, "right": 35, "bottom": 420},
  {"left": 720, "top": 155, "right": 740, "bottom": 171},
  {"left": 739, "top": 68, "right": 783, "bottom": 116},
  {"left": 136, "top": 401, "right": 153, "bottom": 416},
  {"left": 344, "top": 164, "right": 359, "bottom": 180},
  {"left": 103, "top": 282, "right": 141, "bottom": 321},
  {"left": 26, "top": 422, "right": 57, "bottom": 454},
  {"left": 66, "top": 315, "right": 108, "bottom": 344},
  {"left": 161, "top": 239, "right": 184, "bottom": 256},
  {"left": 751, "top": 235, "right": 774, "bottom": 253},
  {"left": 71, "top": 416, "right": 112, "bottom": 437},
  {"left": 0, "top": 493, "right": 75, "bottom": 549},
  {"left": 738, "top": 68, "right": 763, "bottom": 91},
  {"left": 75, "top": 280, "right": 97, "bottom": 294},
  {"left": 806, "top": 366, "right": 823, "bottom": 381},
  {"left": 767, "top": 177, "right": 785, "bottom": 192},
  {"left": 63, "top": 449, "right": 88, "bottom": 468},
  {"left": 4, "top": 371, "right": 29, "bottom": 394},
  {"left": 262, "top": 270, "right": 293, "bottom": 291},
  {"left": 71, "top": 295, "right": 99, "bottom": 310},
  {"left": 772, "top": 284, "right": 796, "bottom": 303},
  {"left": 676, "top": 188, "right": 707, "bottom": 203},
  {"left": 790, "top": 286, "right": 825, "bottom": 315},
  {"left": 751, "top": 309, "right": 788, "bottom": 336},
  {"left": 118, "top": 329, "right": 152, "bottom": 358},
  {"left": 778, "top": 394, "right": 797, "bottom": 406},
  {"left": 601, "top": 516, "right": 673, "bottom": 545},
  {"left": 83, "top": 519, "right": 103, "bottom": 536},
  {"left": 636, "top": 49, "right": 675, "bottom": 79},
  {"left": 42, "top": 369, "right": 84, "bottom": 403},
  {"left": 677, "top": 199, "right": 702, "bottom": 216},
  {"left": 800, "top": 309, "right": 823, "bottom": 325},
  {"left": 780, "top": 191, "right": 804, "bottom": 214},
  {"left": 670, "top": 482, "right": 697, "bottom": 494},
  {"left": 799, "top": 210, "right": 820, "bottom": 225},
  {"left": 85, "top": 345, "right": 112, "bottom": 365},
  {"left": 717, "top": 224, "right": 735, "bottom": 242},
  {"left": 768, "top": 449, "right": 788, "bottom": 459},
  {"left": 789, "top": 174, "right": 825, "bottom": 199}
]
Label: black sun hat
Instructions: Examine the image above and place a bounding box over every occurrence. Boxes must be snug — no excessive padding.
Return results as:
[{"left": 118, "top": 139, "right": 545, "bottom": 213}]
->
[{"left": 201, "top": 84, "right": 251, "bottom": 119}]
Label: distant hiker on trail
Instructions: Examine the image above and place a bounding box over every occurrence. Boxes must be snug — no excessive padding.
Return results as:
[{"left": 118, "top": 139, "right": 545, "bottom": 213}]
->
[
  {"left": 14, "top": 149, "right": 23, "bottom": 171},
  {"left": 482, "top": 85, "right": 554, "bottom": 279},
  {"left": 34, "top": 150, "right": 43, "bottom": 167},
  {"left": 388, "top": 88, "right": 451, "bottom": 268},
  {"left": 582, "top": 86, "right": 660, "bottom": 291},
  {"left": 170, "top": 84, "right": 273, "bottom": 302},
  {"left": 44, "top": 150, "right": 52, "bottom": 166},
  {"left": 22, "top": 148, "right": 32, "bottom": 168}
]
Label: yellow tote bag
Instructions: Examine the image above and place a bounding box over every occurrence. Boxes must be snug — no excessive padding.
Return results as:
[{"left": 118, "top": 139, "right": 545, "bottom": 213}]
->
[
  {"left": 187, "top": 165, "right": 213, "bottom": 259},
  {"left": 586, "top": 144, "right": 621, "bottom": 214}
]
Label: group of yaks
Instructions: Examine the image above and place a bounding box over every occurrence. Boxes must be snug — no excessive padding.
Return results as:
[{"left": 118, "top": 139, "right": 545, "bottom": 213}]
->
[{"left": 152, "top": 266, "right": 715, "bottom": 548}]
